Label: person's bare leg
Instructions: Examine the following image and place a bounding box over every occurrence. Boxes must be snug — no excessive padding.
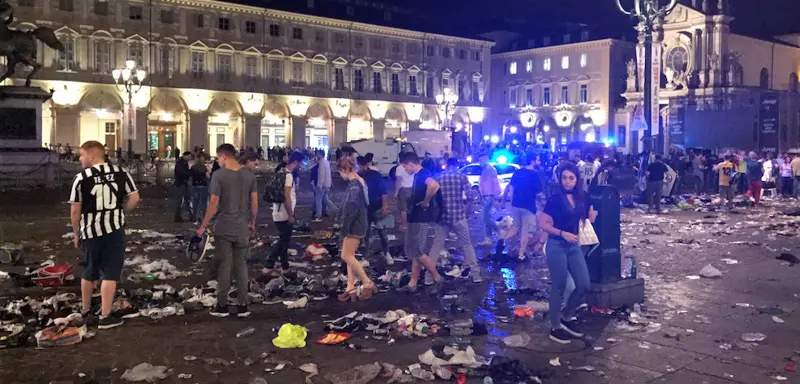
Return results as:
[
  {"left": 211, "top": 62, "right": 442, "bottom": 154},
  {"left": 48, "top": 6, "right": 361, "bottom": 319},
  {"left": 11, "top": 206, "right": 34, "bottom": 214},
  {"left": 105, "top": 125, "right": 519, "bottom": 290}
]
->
[
  {"left": 340, "top": 237, "right": 372, "bottom": 288},
  {"left": 519, "top": 229, "right": 530, "bottom": 257},
  {"left": 417, "top": 255, "right": 442, "bottom": 281},
  {"left": 345, "top": 264, "right": 356, "bottom": 291},
  {"left": 400, "top": 211, "right": 408, "bottom": 230},
  {"left": 99, "top": 280, "right": 117, "bottom": 317},
  {"left": 81, "top": 279, "right": 94, "bottom": 313},
  {"left": 408, "top": 260, "right": 422, "bottom": 287}
]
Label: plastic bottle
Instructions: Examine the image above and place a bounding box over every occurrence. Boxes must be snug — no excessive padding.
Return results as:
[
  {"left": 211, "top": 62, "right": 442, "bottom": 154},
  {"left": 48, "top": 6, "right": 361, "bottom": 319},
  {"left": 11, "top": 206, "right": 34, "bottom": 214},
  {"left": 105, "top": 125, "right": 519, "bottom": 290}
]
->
[
  {"left": 630, "top": 257, "right": 638, "bottom": 278},
  {"left": 236, "top": 326, "right": 256, "bottom": 338}
]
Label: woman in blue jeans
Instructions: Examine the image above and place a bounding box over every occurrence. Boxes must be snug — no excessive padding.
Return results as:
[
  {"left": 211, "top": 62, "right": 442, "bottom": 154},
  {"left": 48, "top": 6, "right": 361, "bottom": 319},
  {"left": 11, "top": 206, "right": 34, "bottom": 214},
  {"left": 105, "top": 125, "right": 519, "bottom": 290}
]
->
[{"left": 538, "top": 163, "right": 597, "bottom": 344}]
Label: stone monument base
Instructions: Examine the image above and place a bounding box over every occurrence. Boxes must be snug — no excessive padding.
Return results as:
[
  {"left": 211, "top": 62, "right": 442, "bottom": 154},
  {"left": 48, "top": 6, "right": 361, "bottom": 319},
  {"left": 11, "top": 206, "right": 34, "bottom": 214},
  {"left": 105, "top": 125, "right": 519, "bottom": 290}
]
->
[
  {"left": 585, "top": 278, "right": 645, "bottom": 309},
  {"left": 0, "top": 86, "right": 58, "bottom": 188}
]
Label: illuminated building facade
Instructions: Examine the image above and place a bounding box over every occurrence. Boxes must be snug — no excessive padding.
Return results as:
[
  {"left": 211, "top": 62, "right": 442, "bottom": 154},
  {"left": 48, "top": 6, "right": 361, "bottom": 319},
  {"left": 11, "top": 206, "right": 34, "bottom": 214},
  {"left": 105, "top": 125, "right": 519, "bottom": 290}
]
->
[
  {"left": 490, "top": 32, "right": 634, "bottom": 152},
  {"left": 9, "top": 0, "right": 492, "bottom": 156}
]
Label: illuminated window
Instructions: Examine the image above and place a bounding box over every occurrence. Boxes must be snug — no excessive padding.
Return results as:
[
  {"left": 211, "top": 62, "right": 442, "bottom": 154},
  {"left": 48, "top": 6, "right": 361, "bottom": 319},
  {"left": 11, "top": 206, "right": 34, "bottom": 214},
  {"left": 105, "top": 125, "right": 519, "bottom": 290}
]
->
[
  {"left": 580, "top": 53, "right": 587, "bottom": 68},
  {"left": 525, "top": 60, "right": 533, "bottom": 73},
  {"left": 543, "top": 58, "right": 551, "bottom": 71},
  {"left": 509, "top": 87, "right": 517, "bottom": 108},
  {"left": 509, "top": 61, "right": 517, "bottom": 74},
  {"left": 561, "top": 86, "right": 568, "bottom": 104},
  {"left": 561, "top": 56, "right": 569, "bottom": 69},
  {"left": 580, "top": 84, "right": 588, "bottom": 104},
  {"left": 543, "top": 87, "right": 551, "bottom": 106}
]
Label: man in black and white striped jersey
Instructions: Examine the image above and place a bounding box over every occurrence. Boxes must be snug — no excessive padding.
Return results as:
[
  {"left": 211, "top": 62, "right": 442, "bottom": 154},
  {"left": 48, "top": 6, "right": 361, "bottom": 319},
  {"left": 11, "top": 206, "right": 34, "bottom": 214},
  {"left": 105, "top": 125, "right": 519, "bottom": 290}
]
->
[{"left": 69, "top": 140, "right": 141, "bottom": 329}]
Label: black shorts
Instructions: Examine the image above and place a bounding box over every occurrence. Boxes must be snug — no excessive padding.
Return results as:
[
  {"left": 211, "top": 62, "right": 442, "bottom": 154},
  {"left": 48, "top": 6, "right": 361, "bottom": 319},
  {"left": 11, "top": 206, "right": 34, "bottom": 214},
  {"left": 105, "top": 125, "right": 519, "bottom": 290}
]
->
[{"left": 81, "top": 229, "right": 126, "bottom": 282}]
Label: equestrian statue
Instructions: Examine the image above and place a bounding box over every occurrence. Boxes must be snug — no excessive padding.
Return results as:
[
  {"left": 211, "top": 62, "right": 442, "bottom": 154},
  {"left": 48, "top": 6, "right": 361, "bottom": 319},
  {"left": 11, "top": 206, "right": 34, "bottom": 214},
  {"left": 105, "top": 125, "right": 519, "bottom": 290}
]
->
[{"left": 0, "top": 1, "right": 65, "bottom": 87}]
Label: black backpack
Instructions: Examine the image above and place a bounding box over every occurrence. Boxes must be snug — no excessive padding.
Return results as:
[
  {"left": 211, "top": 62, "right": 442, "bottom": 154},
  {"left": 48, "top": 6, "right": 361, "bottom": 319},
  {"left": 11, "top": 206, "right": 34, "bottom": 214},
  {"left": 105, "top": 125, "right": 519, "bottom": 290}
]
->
[{"left": 263, "top": 169, "right": 288, "bottom": 203}]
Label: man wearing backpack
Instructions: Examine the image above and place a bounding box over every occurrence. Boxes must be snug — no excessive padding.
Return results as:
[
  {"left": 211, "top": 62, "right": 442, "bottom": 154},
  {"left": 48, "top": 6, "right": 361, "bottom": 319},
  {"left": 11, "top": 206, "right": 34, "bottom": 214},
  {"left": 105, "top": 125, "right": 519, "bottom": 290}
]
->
[{"left": 263, "top": 152, "right": 303, "bottom": 276}]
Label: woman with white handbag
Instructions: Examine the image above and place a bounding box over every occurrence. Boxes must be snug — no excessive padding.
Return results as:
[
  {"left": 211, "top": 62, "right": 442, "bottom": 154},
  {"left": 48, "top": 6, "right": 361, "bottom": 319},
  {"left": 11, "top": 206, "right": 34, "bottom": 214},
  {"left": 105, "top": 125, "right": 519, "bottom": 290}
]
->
[{"left": 538, "top": 163, "right": 598, "bottom": 344}]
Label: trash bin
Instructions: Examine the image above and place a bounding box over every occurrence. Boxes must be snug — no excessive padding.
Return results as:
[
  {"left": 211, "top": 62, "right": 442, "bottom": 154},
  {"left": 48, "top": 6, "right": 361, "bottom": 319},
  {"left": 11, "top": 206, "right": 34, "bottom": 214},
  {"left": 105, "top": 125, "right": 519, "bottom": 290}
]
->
[{"left": 587, "top": 185, "right": 622, "bottom": 284}]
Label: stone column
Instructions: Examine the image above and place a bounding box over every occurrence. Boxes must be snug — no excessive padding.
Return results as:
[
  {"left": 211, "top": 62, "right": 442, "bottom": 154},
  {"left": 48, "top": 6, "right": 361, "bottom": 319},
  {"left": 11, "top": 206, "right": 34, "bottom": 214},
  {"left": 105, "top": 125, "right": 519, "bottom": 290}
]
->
[
  {"left": 188, "top": 111, "right": 209, "bottom": 150},
  {"left": 372, "top": 118, "right": 385, "bottom": 141},
  {"left": 54, "top": 107, "right": 80, "bottom": 146},
  {"left": 132, "top": 110, "right": 147, "bottom": 156},
  {"left": 333, "top": 118, "right": 348, "bottom": 147},
  {"left": 244, "top": 114, "right": 262, "bottom": 149},
  {"left": 290, "top": 116, "right": 305, "bottom": 149}
]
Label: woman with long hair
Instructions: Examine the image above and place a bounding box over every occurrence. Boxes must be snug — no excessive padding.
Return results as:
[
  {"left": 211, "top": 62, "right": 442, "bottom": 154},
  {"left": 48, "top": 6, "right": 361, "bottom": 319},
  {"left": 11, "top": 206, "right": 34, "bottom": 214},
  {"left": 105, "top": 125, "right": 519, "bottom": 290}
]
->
[
  {"left": 336, "top": 157, "right": 377, "bottom": 301},
  {"left": 537, "top": 162, "right": 597, "bottom": 344}
]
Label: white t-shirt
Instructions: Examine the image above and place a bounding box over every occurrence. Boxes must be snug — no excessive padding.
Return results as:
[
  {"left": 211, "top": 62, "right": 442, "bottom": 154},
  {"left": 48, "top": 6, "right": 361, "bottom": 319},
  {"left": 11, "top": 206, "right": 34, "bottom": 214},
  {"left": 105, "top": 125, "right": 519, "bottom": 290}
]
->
[
  {"left": 395, "top": 164, "right": 413, "bottom": 188},
  {"left": 272, "top": 172, "right": 296, "bottom": 222},
  {"left": 579, "top": 161, "right": 598, "bottom": 191}
]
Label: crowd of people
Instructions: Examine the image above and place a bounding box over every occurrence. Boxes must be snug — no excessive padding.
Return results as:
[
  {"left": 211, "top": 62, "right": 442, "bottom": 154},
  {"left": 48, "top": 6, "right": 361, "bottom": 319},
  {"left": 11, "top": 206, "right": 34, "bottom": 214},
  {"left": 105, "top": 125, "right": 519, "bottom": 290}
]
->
[{"left": 660, "top": 149, "right": 800, "bottom": 205}]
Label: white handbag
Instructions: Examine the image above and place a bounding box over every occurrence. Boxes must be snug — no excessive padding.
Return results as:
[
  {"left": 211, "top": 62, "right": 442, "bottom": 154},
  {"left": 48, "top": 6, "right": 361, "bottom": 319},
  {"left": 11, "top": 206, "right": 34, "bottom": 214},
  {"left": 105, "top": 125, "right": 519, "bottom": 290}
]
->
[{"left": 579, "top": 219, "right": 599, "bottom": 246}]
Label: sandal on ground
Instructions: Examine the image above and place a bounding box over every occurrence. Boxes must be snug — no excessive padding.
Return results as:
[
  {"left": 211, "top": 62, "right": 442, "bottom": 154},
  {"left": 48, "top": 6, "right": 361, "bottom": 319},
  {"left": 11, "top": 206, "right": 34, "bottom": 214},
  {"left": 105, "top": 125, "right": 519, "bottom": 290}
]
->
[
  {"left": 358, "top": 283, "right": 376, "bottom": 301},
  {"left": 337, "top": 289, "right": 358, "bottom": 302}
]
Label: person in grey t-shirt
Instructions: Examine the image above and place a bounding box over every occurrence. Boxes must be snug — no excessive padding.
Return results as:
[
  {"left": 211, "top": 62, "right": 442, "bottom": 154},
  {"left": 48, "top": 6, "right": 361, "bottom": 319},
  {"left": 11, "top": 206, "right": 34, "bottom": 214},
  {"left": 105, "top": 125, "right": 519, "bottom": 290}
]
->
[{"left": 197, "top": 144, "right": 258, "bottom": 319}]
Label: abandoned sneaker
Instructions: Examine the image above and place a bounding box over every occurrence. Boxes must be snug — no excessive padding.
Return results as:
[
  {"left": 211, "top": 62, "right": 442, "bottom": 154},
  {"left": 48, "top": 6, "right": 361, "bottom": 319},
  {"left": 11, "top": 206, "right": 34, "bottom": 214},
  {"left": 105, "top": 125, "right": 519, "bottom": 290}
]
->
[
  {"left": 549, "top": 328, "right": 573, "bottom": 344},
  {"left": 210, "top": 304, "right": 230, "bottom": 318},
  {"left": 560, "top": 318, "right": 584, "bottom": 338},
  {"left": 97, "top": 315, "right": 124, "bottom": 330},
  {"left": 383, "top": 252, "right": 395, "bottom": 266},
  {"left": 236, "top": 305, "right": 251, "bottom": 318}
]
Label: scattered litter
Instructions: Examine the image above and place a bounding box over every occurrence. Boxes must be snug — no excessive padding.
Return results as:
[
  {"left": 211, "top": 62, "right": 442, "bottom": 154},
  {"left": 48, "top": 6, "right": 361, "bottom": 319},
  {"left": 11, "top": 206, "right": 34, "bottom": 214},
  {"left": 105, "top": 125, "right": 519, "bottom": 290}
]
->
[
  {"left": 777, "top": 253, "right": 800, "bottom": 265},
  {"left": 549, "top": 357, "right": 561, "bottom": 367},
  {"left": 686, "top": 275, "right": 701, "bottom": 280},
  {"left": 121, "top": 363, "right": 171, "bottom": 382},
  {"left": 177, "top": 373, "right": 192, "bottom": 379},
  {"left": 409, "top": 364, "right": 435, "bottom": 381},
  {"left": 773, "top": 316, "right": 785, "bottom": 324},
  {"left": 183, "top": 355, "right": 197, "bottom": 361},
  {"left": 316, "top": 332, "right": 352, "bottom": 345},
  {"left": 284, "top": 296, "right": 309, "bottom": 309},
  {"left": 237, "top": 326, "right": 256, "bottom": 338},
  {"left": 741, "top": 333, "right": 766, "bottom": 342},
  {"left": 720, "top": 258, "right": 739, "bottom": 265},
  {"left": 734, "top": 303, "right": 751, "bottom": 308},
  {"left": 513, "top": 306, "right": 534, "bottom": 318},
  {"left": 775, "top": 376, "right": 787, "bottom": 381},
  {"left": 502, "top": 333, "right": 531, "bottom": 348},
  {"left": 664, "top": 328, "right": 682, "bottom": 339},
  {"left": 568, "top": 366, "right": 596, "bottom": 372},
  {"left": 698, "top": 264, "right": 722, "bottom": 278},
  {"left": 299, "top": 363, "right": 319, "bottom": 384},
  {"left": 418, "top": 346, "right": 489, "bottom": 368},
  {"left": 264, "top": 364, "right": 286, "bottom": 373},
  {"left": 324, "top": 362, "right": 381, "bottom": 384}
]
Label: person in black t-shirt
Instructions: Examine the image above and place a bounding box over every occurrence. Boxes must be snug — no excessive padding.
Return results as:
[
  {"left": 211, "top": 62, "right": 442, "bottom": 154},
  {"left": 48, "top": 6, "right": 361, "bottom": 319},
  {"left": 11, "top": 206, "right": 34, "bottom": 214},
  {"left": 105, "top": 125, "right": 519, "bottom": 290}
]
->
[
  {"left": 69, "top": 141, "right": 140, "bottom": 330},
  {"left": 645, "top": 154, "right": 668, "bottom": 214},
  {"left": 358, "top": 156, "right": 393, "bottom": 265},
  {"left": 174, "top": 151, "right": 194, "bottom": 222},
  {"left": 537, "top": 162, "right": 596, "bottom": 344},
  {"left": 397, "top": 153, "right": 445, "bottom": 295},
  {"left": 502, "top": 155, "right": 544, "bottom": 260}
]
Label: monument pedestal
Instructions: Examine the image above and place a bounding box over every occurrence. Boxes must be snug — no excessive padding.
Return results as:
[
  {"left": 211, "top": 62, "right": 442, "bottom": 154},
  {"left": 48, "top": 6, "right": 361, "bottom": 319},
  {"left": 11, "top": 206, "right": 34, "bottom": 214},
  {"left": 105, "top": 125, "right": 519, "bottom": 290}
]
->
[
  {"left": 586, "top": 278, "right": 645, "bottom": 308},
  {"left": 0, "top": 86, "right": 59, "bottom": 188}
]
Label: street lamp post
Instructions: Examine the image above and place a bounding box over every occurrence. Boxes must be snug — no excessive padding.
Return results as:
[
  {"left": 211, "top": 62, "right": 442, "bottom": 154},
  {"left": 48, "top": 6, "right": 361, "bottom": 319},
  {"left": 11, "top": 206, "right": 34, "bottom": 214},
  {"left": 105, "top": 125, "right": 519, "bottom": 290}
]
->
[
  {"left": 616, "top": 0, "right": 676, "bottom": 155},
  {"left": 112, "top": 59, "right": 146, "bottom": 160},
  {"left": 435, "top": 87, "right": 458, "bottom": 130}
]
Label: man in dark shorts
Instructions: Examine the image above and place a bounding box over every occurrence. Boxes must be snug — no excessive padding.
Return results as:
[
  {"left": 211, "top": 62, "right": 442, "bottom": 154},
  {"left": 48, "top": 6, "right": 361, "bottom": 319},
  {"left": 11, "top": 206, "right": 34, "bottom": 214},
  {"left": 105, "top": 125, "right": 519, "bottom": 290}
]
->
[{"left": 69, "top": 141, "right": 140, "bottom": 329}]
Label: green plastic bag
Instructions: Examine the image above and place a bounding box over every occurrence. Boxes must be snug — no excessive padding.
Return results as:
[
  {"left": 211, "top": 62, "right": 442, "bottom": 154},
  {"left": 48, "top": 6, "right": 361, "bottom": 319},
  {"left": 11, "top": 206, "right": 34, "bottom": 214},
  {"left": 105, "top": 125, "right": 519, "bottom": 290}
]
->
[{"left": 272, "top": 323, "right": 308, "bottom": 348}]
